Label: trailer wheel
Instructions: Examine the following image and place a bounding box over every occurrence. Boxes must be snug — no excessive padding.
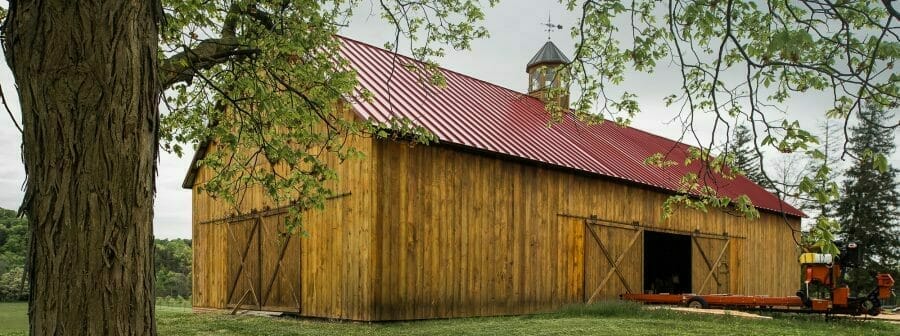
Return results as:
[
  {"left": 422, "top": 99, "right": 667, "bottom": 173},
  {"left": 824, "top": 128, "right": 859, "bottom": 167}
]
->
[
  {"left": 864, "top": 297, "right": 881, "bottom": 316},
  {"left": 686, "top": 297, "right": 709, "bottom": 309}
]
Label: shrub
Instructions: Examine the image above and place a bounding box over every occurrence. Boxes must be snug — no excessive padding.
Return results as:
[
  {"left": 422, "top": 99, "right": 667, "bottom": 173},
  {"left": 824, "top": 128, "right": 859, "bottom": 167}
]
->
[{"left": 0, "top": 266, "right": 28, "bottom": 301}]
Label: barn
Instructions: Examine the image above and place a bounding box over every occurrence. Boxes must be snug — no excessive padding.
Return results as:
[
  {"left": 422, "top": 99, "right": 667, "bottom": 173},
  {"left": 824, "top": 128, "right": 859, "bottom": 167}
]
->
[{"left": 183, "top": 36, "right": 805, "bottom": 321}]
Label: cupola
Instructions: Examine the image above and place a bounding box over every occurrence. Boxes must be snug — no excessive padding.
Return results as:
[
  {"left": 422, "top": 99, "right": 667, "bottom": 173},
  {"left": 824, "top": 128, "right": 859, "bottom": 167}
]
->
[{"left": 526, "top": 40, "right": 570, "bottom": 107}]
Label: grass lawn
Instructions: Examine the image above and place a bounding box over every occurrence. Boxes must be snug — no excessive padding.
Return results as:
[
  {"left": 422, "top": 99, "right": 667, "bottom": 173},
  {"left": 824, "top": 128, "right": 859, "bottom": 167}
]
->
[
  {"left": 1, "top": 301, "right": 897, "bottom": 335},
  {"left": 0, "top": 302, "right": 27, "bottom": 335}
]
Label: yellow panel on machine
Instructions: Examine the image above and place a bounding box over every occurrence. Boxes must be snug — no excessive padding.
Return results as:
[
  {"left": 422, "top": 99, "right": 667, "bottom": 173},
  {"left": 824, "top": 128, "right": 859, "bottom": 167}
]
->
[{"left": 799, "top": 253, "right": 834, "bottom": 264}]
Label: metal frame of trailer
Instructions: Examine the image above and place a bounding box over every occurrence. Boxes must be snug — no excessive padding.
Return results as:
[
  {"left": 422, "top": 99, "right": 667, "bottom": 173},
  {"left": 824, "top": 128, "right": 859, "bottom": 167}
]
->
[
  {"left": 621, "top": 293, "right": 818, "bottom": 311},
  {"left": 621, "top": 270, "right": 895, "bottom": 316}
]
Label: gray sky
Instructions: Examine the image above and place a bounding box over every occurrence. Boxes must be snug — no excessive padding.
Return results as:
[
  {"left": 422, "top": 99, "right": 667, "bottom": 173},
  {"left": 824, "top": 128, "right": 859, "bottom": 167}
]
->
[{"left": 0, "top": 1, "right": 896, "bottom": 238}]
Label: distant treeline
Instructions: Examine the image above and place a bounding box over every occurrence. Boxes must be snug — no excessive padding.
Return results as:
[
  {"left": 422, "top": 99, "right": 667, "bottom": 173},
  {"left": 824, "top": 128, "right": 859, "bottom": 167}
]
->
[
  {"left": 155, "top": 238, "right": 192, "bottom": 299},
  {"left": 0, "top": 207, "right": 192, "bottom": 301},
  {"left": 0, "top": 208, "right": 27, "bottom": 301}
]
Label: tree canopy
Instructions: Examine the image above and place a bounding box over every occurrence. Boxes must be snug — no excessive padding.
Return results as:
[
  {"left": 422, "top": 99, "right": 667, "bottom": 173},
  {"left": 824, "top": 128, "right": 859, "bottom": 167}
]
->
[
  {"left": 157, "top": 0, "right": 498, "bottom": 231},
  {"left": 0, "top": 208, "right": 27, "bottom": 301},
  {"left": 0, "top": 208, "right": 26, "bottom": 276},
  {"left": 155, "top": 239, "right": 193, "bottom": 299},
  {"left": 561, "top": 0, "right": 898, "bottom": 252}
]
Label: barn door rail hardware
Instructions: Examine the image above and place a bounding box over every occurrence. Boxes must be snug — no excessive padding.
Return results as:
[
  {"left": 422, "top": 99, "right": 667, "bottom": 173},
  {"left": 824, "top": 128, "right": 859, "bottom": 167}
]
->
[
  {"left": 557, "top": 213, "right": 745, "bottom": 240},
  {"left": 200, "top": 192, "right": 352, "bottom": 224}
]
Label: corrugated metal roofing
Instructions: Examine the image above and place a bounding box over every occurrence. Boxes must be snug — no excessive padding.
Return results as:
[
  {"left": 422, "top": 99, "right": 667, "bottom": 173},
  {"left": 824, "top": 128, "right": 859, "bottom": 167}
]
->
[
  {"left": 526, "top": 41, "right": 570, "bottom": 70},
  {"left": 339, "top": 36, "right": 805, "bottom": 217}
]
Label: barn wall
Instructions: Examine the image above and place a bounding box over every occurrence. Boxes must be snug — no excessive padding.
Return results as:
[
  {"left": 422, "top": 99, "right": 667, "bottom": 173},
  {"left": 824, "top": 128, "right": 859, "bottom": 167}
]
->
[
  {"left": 371, "top": 140, "right": 801, "bottom": 320},
  {"left": 190, "top": 124, "right": 377, "bottom": 320},
  {"left": 191, "top": 122, "right": 801, "bottom": 321}
]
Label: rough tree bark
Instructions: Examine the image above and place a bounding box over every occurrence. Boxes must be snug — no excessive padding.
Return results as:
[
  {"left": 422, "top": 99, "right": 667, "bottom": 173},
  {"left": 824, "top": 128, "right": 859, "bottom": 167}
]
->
[{"left": 3, "top": 0, "right": 160, "bottom": 334}]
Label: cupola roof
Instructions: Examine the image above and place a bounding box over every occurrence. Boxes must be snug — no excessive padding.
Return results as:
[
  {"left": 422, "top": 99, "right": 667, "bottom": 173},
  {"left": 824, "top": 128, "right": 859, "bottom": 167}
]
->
[{"left": 526, "top": 41, "right": 570, "bottom": 71}]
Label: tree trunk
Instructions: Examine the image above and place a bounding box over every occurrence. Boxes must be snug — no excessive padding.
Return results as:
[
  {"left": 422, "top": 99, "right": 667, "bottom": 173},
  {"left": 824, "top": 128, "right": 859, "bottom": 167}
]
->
[{"left": 3, "top": 0, "right": 160, "bottom": 334}]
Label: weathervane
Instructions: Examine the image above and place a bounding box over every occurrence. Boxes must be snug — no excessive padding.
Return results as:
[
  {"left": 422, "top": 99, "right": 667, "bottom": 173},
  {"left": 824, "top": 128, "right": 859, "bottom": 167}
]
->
[{"left": 542, "top": 13, "right": 563, "bottom": 40}]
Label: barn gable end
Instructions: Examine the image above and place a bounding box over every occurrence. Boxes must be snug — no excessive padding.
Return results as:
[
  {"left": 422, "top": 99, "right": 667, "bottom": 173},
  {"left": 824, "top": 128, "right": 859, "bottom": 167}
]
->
[{"left": 190, "top": 107, "right": 379, "bottom": 320}]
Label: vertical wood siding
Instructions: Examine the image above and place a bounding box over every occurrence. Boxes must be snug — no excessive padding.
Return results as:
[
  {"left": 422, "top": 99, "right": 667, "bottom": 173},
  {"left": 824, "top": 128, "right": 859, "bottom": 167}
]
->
[
  {"left": 191, "top": 128, "right": 376, "bottom": 320},
  {"left": 191, "top": 133, "right": 800, "bottom": 321},
  {"left": 371, "top": 140, "right": 801, "bottom": 320}
]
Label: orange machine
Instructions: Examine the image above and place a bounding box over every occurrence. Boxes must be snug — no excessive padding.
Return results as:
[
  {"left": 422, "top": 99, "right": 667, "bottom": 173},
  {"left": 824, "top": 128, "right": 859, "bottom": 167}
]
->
[
  {"left": 797, "top": 241, "right": 895, "bottom": 316},
  {"left": 623, "top": 241, "right": 896, "bottom": 316}
]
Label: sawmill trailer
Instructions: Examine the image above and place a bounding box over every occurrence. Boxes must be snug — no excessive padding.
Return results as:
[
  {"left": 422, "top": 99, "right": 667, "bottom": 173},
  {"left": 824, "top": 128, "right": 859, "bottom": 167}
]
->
[{"left": 622, "top": 241, "right": 895, "bottom": 316}]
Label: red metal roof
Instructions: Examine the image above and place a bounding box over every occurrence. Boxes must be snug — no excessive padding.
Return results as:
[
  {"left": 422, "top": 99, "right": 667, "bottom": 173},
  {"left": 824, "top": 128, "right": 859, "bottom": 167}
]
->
[{"left": 338, "top": 36, "right": 804, "bottom": 217}]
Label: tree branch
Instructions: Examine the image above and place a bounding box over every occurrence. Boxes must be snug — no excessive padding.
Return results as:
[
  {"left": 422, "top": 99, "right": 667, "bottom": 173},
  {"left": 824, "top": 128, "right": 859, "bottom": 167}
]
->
[
  {"left": 0, "top": 85, "right": 22, "bottom": 134},
  {"left": 882, "top": 0, "right": 900, "bottom": 21},
  {"left": 158, "top": 2, "right": 267, "bottom": 89},
  {"left": 159, "top": 40, "right": 259, "bottom": 89}
]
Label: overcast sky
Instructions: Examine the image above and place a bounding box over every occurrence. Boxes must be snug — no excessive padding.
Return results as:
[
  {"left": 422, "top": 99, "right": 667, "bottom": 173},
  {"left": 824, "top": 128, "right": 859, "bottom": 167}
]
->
[{"left": 0, "top": 1, "right": 896, "bottom": 238}]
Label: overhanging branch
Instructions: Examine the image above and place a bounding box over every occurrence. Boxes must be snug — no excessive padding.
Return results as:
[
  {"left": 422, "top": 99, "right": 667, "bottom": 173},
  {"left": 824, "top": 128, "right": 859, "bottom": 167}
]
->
[
  {"left": 159, "top": 40, "right": 259, "bottom": 88},
  {"left": 159, "top": 2, "right": 275, "bottom": 89}
]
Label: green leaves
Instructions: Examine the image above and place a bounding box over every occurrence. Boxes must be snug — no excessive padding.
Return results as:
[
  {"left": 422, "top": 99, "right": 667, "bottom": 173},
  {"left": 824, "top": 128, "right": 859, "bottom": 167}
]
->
[
  {"left": 158, "top": 0, "right": 492, "bottom": 233},
  {"left": 766, "top": 30, "right": 814, "bottom": 63},
  {"left": 804, "top": 217, "right": 841, "bottom": 255},
  {"left": 873, "top": 153, "right": 889, "bottom": 173},
  {"left": 563, "top": 0, "right": 897, "bottom": 239},
  {"left": 660, "top": 188, "right": 760, "bottom": 221},
  {"left": 643, "top": 153, "right": 677, "bottom": 168},
  {"left": 366, "top": 117, "right": 438, "bottom": 144}
]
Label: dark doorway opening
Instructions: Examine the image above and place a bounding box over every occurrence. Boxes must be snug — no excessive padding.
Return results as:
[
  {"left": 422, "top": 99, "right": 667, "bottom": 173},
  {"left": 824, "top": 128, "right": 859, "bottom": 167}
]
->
[{"left": 643, "top": 231, "right": 692, "bottom": 294}]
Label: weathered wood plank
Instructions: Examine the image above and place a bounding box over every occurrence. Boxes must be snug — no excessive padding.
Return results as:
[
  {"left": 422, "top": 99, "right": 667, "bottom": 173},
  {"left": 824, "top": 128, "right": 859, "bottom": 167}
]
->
[
  {"left": 192, "top": 125, "right": 801, "bottom": 321},
  {"left": 697, "top": 240, "right": 732, "bottom": 294}
]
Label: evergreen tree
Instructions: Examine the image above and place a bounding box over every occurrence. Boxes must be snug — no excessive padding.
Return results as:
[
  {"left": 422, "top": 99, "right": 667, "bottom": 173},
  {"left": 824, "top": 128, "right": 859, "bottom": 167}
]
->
[
  {"left": 731, "top": 124, "right": 771, "bottom": 189},
  {"left": 835, "top": 106, "right": 900, "bottom": 293}
]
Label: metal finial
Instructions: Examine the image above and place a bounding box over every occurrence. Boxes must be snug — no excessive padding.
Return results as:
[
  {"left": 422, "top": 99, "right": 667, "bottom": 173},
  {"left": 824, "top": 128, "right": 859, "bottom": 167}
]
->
[{"left": 542, "top": 13, "right": 563, "bottom": 40}]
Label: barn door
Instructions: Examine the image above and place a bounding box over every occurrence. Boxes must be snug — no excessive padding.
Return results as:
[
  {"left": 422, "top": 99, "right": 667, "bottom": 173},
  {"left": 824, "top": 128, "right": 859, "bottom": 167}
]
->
[
  {"left": 691, "top": 235, "right": 731, "bottom": 294},
  {"left": 224, "top": 213, "right": 303, "bottom": 313},
  {"left": 226, "top": 217, "right": 262, "bottom": 310},
  {"left": 583, "top": 220, "right": 643, "bottom": 303},
  {"left": 257, "top": 213, "right": 302, "bottom": 312}
]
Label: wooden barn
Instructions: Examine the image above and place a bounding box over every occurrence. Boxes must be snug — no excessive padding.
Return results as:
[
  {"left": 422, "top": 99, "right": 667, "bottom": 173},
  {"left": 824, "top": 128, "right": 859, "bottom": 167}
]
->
[{"left": 183, "top": 37, "right": 805, "bottom": 321}]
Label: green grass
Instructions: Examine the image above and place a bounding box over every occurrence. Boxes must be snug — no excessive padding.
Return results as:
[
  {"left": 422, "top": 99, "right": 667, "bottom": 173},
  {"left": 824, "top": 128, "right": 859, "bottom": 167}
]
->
[
  {"left": 156, "top": 296, "right": 192, "bottom": 308},
  {"left": 0, "top": 302, "right": 27, "bottom": 335},
  {"left": 1, "top": 301, "right": 898, "bottom": 335}
]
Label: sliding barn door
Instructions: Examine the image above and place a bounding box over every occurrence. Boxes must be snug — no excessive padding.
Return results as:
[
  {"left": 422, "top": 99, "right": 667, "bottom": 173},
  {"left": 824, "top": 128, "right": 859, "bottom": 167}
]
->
[
  {"left": 224, "top": 214, "right": 303, "bottom": 313},
  {"left": 226, "top": 217, "right": 262, "bottom": 309},
  {"left": 258, "top": 213, "right": 302, "bottom": 311},
  {"left": 583, "top": 220, "right": 643, "bottom": 303},
  {"left": 691, "top": 236, "right": 731, "bottom": 294}
]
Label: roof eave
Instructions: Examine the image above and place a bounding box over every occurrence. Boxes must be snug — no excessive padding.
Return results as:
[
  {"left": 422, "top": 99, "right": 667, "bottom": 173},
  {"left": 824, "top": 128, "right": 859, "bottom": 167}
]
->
[
  {"left": 180, "top": 140, "right": 210, "bottom": 189},
  {"left": 426, "top": 138, "right": 806, "bottom": 219}
]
